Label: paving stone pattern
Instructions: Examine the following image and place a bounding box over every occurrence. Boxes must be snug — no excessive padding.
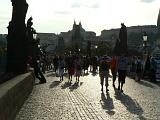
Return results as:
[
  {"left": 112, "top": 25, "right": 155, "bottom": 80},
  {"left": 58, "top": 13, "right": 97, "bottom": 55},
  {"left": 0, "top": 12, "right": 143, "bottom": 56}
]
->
[{"left": 16, "top": 71, "right": 160, "bottom": 120}]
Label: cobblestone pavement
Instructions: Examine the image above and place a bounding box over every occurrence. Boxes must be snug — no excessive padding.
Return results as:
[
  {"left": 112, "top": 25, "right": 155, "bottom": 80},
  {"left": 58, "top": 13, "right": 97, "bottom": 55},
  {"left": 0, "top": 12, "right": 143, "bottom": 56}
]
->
[{"left": 16, "top": 71, "right": 160, "bottom": 120}]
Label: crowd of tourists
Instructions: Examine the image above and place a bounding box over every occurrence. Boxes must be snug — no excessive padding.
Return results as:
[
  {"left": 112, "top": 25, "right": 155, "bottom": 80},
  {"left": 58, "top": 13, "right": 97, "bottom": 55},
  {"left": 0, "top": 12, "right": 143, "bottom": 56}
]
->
[{"left": 27, "top": 53, "right": 158, "bottom": 93}]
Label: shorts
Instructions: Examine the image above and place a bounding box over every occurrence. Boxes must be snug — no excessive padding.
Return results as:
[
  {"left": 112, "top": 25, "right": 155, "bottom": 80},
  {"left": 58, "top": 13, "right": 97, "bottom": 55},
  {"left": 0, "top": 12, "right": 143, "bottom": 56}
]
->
[
  {"left": 99, "top": 71, "right": 109, "bottom": 86},
  {"left": 99, "top": 71, "right": 109, "bottom": 78},
  {"left": 118, "top": 70, "right": 127, "bottom": 84}
]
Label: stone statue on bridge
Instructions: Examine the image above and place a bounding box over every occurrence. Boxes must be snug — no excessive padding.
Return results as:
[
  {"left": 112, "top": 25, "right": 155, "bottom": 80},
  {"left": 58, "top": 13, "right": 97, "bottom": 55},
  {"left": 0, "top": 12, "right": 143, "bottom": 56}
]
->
[
  {"left": 118, "top": 23, "right": 128, "bottom": 55},
  {"left": 6, "top": 0, "right": 28, "bottom": 74}
]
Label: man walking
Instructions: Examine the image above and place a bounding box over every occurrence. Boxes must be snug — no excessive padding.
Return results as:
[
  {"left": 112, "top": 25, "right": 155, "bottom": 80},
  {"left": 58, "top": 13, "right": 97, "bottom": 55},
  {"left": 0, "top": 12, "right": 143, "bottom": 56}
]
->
[
  {"left": 99, "top": 57, "right": 110, "bottom": 93},
  {"left": 110, "top": 56, "right": 118, "bottom": 87},
  {"left": 117, "top": 54, "right": 128, "bottom": 92}
]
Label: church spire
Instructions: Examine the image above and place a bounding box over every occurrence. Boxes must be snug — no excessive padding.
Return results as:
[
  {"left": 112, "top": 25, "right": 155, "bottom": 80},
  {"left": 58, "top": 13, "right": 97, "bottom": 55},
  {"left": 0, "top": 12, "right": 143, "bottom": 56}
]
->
[
  {"left": 74, "top": 19, "right": 76, "bottom": 25},
  {"left": 157, "top": 8, "right": 160, "bottom": 29},
  {"left": 73, "top": 19, "right": 76, "bottom": 30},
  {"left": 79, "top": 21, "right": 81, "bottom": 26}
]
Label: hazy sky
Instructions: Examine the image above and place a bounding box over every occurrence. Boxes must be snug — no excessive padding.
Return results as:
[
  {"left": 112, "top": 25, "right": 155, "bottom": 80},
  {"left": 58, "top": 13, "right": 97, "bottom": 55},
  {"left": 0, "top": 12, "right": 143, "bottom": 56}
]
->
[{"left": 0, "top": 0, "right": 159, "bottom": 35}]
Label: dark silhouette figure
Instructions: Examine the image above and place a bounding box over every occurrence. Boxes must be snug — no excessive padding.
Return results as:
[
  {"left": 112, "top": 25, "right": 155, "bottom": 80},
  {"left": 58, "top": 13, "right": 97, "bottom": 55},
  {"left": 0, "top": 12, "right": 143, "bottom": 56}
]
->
[
  {"left": 119, "top": 23, "right": 128, "bottom": 54},
  {"left": 26, "top": 17, "right": 34, "bottom": 57},
  {"left": 113, "top": 39, "right": 120, "bottom": 55},
  {"left": 33, "top": 60, "right": 46, "bottom": 84},
  {"left": 99, "top": 58, "right": 110, "bottom": 92},
  {"left": 6, "top": 0, "right": 28, "bottom": 74},
  {"left": 117, "top": 55, "right": 128, "bottom": 92},
  {"left": 26, "top": 17, "right": 46, "bottom": 84},
  {"left": 143, "top": 55, "right": 151, "bottom": 79},
  {"left": 53, "top": 55, "right": 59, "bottom": 74}
]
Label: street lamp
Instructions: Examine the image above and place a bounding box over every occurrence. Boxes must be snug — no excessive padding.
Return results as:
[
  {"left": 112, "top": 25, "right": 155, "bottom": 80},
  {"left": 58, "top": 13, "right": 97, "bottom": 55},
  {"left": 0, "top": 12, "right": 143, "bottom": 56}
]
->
[
  {"left": 142, "top": 32, "right": 151, "bottom": 79},
  {"left": 78, "top": 48, "right": 81, "bottom": 52},
  {"left": 95, "top": 45, "right": 98, "bottom": 55},
  {"left": 143, "top": 32, "right": 148, "bottom": 54},
  {"left": 143, "top": 35, "right": 147, "bottom": 42},
  {"left": 33, "top": 29, "right": 37, "bottom": 40},
  {"left": 38, "top": 44, "right": 41, "bottom": 48}
]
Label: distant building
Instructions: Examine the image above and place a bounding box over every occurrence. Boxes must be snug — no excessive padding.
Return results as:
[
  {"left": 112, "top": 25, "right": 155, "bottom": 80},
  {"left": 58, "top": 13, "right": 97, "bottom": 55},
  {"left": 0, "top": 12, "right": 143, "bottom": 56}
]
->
[
  {"left": 34, "top": 10, "right": 160, "bottom": 54},
  {"left": 37, "top": 33, "right": 58, "bottom": 53},
  {"left": 100, "top": 25, "right": 158, "bottom": 52},
  {"left": 60, "top": 31, "right": 72, "bottom": 46},
  {"left": 57, "top": 36, "right": 65, "bottom": 52},
  {"left": 85, "top": 31, "right": 96, "bottom": 39},
  {"left": 101, "top": 25, "right": 157, "bottom": 39},
  {"left": 60, "top": 20, "right": 96, "bottom": 49},
  {"left": 71, "top": 21, "right": 85, "bottom": 51}
]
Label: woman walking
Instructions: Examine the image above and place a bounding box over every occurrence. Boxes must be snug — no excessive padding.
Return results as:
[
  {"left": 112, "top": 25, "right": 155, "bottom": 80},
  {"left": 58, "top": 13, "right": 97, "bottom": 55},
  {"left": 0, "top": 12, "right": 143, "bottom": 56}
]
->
[
  {"left": 58, "top": 56, "right": 65, "bottom": 81},
  {"left": 75, "top": 56, "right": 82, "bottom": 83},
  {"left": 110, "top": 56, "right": 118, "bottom": 87},
  {"left": 117, "top": 54, "right": 128, "bottom": 92},
  {"left": 68, "top": 56, "right": 75, "bottom": 83}
]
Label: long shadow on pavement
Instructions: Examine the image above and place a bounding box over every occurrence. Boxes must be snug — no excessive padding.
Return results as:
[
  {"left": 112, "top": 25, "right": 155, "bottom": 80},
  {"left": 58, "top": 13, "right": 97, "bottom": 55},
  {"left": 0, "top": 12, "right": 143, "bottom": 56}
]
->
[
  {"left": 49, "top": 81, "right": 60, "bottom": 88},
  {"left": 69, "top": 82, "right": 83, "bottom": 91},
  {"left": 61, "top": 81, "right": 71, "bottom": 89},
  {"left": 100, "top": 92, "right": 115, "bottom": 115},
  {"left": 114, "top": 88, "right": 146, "bottom": 120},
  {"left": 136, "top": 80, "right": 155, "bottom": 88}
]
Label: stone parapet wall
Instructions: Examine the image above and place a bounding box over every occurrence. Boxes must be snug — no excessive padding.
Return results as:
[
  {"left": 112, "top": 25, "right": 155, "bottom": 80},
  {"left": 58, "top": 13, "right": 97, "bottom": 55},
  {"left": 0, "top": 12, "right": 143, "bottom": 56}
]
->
[{"left": 0, "top": 72, "right": 34, "bottom": 120}]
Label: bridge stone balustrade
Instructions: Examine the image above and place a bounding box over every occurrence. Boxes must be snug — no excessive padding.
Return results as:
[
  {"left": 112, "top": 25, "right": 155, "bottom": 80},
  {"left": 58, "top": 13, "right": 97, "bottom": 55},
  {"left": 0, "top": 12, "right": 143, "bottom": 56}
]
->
[{"left": 0, "top": 72, "right": 34, "bottom": 120}]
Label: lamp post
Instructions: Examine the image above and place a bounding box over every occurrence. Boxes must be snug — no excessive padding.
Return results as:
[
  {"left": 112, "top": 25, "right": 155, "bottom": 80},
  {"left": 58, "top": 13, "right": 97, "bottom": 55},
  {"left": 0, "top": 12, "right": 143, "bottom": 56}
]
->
[
  {"left": 142, "top": 32, "right": 150, "bottom": 79},
  {"left": 32, "top": 31, "right": 41, "bottom": 60},
  {"left": 78, "top": 48, "right": 81, "bottom": 55},
  {"left": 38, "top": 44, "right": 41, "bottom": 48},
  {"left": 33, "top": 30, "right": 37, "bottom": 40},
  {"left": 95, "top": 45, "right": 98, "bottom": 55},
  {"left": 143, "top": 32, "right": 148, "bottom": 54}
]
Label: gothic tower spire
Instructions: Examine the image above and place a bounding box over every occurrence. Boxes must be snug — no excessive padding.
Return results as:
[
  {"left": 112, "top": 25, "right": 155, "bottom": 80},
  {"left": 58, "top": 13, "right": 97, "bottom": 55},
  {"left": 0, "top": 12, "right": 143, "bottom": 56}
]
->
[
  {"left": 157, "top": 8, "right": 160, "bottom": 30},
  {"left": 74, "top": 19, "right": 76, "bottom": 24},
  {"left": 79, "top": 21, "right": 81, "bottom": 26},
  {"left": 73, "top": 19, "right": 76, "bottom": 30}
]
